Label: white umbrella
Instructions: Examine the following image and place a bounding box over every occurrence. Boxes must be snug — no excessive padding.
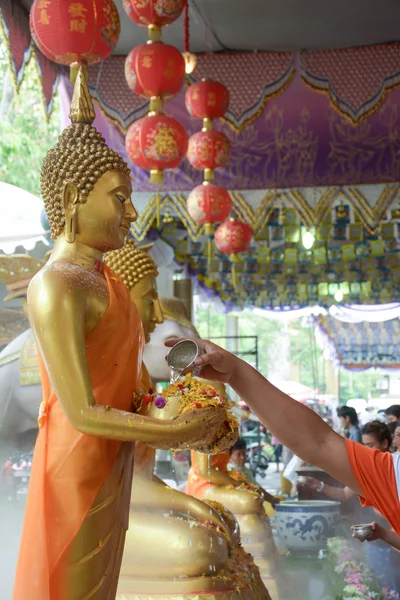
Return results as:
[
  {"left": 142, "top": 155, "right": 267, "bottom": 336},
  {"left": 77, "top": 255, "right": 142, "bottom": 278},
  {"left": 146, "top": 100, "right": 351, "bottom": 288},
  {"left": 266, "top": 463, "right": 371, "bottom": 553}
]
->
[{"left": 0, "top": 182, "right": 47, "bottom": 254}]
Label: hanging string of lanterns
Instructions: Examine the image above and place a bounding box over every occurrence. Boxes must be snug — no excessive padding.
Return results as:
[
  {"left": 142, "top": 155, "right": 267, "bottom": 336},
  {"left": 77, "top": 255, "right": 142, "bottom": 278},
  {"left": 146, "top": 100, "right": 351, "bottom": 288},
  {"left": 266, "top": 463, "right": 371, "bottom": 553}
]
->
[
  {"left": 185, "top": 79, "right": 232, "bottom": 266},
  {"left": 30, "top": 0, "right": 120, "bottom": 82},
  {"left": 123, "top": 0, "right": 188, "bottom": 189},
  {"left": 185, "top": 79, "right": 252, "bottom": 285}
]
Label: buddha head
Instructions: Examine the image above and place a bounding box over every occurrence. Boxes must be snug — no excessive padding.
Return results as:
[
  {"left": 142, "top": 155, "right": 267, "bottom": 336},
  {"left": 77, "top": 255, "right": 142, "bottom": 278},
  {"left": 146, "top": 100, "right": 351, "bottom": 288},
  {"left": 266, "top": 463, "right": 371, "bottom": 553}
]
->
[
  {"left": 40, "top": 66, "right": 137, "bottom": 253},
  {"left": 105, "top": 238, "right": 163, "bottom": 342}
]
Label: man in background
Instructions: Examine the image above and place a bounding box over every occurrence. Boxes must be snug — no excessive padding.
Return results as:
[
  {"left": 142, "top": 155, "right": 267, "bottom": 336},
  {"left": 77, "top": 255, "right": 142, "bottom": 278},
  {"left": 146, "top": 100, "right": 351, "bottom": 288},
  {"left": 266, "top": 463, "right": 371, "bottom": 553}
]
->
[
  {"left": 337, "top": 406, "right": 362, "bottom": 442},
  {"left": 385, "top": 405, "right": 400, "bottom": 424}
]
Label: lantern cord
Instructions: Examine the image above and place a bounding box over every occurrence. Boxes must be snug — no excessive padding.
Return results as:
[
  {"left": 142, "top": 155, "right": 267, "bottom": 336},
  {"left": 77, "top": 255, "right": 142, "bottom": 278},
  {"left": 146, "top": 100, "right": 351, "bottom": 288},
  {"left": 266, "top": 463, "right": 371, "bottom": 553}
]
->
[{"left": 184, "top": 2, "right": 189, "bottom": 53}]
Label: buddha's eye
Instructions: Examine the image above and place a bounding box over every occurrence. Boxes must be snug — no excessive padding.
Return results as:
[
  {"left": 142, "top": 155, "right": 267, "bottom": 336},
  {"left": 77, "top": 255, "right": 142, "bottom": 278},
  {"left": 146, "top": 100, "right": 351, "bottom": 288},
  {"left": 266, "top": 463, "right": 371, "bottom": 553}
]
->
[
  {"left": 116, "top": 194, "right": 126, "bottom": 204},
  {"left": 147, "top": 298, "right": 154, "bottom": 306}
]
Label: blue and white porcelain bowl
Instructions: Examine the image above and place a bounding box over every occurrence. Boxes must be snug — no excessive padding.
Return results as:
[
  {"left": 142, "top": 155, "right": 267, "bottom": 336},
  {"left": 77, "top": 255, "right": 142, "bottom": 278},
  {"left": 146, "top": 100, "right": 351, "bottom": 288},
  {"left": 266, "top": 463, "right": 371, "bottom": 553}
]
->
[{"left": 275, "top": 500, "right": 340, "bottom": 553}]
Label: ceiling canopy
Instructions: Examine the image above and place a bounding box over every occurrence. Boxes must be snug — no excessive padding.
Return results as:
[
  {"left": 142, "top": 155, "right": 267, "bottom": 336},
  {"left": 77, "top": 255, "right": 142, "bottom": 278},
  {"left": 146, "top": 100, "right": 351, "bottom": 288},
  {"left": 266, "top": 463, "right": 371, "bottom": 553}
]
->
[{"left": 20, "top": 0, "right": 400, "bottom": 53}]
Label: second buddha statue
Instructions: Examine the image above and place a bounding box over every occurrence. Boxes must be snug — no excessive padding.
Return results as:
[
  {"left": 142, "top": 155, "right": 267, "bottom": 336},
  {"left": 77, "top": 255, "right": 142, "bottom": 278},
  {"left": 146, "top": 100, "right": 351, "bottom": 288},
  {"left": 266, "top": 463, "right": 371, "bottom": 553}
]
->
[{"left": 105, "top": 239, "right": 271, "bottom": 599}]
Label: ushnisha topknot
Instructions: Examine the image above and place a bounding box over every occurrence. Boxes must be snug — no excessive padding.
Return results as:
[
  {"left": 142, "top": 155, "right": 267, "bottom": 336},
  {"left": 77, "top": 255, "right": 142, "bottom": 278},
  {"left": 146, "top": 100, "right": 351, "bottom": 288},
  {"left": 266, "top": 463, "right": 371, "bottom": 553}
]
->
[
  {"left": 41, "top": 65, "right": 131, "bottom": 239},
  {"left": 105, "top": 237, "right": 158, "bottom": 290}
]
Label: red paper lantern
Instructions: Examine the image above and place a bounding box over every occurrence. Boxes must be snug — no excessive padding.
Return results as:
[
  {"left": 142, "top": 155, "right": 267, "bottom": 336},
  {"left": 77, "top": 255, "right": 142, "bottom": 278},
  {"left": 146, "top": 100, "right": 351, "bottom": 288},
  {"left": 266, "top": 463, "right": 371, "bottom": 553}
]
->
[
  {"left": 215, "top": 219, "right": 252, "bottom": 256},
  {"left": 187, "top": 130, "right": 231, "bottom": 178},
  {"left": 30, "top": 0, "right": 120, "bottom": 66},
  {"left": 126, "top": 114, "right": 188, "bottom": 183},
  {"left": 125, "top": 42, "right": 185, "bottom": 99},
  {"left": 185, "top": 79, "right": 230, "bottom": 121},
  {"left": 187, "top": 183, "right": 232, "bottom": 227},
  {"left": 122, "top": 0, "right": 186, "bottom": 27}
]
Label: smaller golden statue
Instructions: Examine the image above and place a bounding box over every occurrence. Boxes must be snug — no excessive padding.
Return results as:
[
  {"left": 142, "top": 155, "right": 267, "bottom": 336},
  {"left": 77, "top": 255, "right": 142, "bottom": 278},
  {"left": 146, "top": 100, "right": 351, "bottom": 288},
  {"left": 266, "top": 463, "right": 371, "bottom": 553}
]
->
[{"left": 104, "top": 241, "right": 270, "bottom": 599}]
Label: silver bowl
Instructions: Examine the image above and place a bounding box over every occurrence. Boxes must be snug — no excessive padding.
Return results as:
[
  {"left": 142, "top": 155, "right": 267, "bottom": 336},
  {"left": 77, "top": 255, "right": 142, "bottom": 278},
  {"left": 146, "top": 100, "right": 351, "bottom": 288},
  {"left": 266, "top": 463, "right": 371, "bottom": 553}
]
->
[
  {"left": 167, "top": 339, "right": 202, "bottom": 382},
  {"left": 351, "top": 524, "right": 373, "bottom": 542}
]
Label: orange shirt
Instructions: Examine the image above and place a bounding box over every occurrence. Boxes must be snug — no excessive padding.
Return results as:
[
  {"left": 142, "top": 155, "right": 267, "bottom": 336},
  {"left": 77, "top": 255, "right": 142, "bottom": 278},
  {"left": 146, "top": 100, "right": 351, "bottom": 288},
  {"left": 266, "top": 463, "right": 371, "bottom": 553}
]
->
[
  {"left": 346, "top": 439, "right": 400, "bottom": 535},
  {"left": 186, "top": 450, "right": 230, "bottom": 498}
]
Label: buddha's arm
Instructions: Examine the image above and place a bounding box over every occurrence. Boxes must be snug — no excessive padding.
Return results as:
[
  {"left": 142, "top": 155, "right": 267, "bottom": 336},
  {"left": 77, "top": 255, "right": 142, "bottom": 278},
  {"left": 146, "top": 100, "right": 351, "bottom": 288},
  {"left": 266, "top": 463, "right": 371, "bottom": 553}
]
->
[
  {"left": 196, "top": 453, "right": 239, "bottom": 487},
  {"left": 132, "top": 476, "right": 231, "bottom": 538},
  {"left": 28, "top": 272, "right": 221, "bottom": 446}
]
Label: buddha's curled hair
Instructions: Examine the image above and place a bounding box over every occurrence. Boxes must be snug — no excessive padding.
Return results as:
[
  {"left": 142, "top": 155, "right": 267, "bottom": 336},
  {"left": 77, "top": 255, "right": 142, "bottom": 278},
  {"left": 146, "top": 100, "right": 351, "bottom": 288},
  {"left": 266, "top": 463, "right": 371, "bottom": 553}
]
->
[
  {"left": 41, "top": 123, "right": 131, "bottom": 239},
  {"left": 105, "top": 237, "right": 158, "bottom": 289}
]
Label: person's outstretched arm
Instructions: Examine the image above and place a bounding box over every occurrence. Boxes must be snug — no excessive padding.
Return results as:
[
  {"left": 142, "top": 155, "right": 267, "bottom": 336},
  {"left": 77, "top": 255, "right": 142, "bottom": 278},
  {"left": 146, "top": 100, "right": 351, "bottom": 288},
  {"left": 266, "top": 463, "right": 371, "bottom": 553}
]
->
[{"left": 166, "top": 338, "right": 361, "bottom": 495}]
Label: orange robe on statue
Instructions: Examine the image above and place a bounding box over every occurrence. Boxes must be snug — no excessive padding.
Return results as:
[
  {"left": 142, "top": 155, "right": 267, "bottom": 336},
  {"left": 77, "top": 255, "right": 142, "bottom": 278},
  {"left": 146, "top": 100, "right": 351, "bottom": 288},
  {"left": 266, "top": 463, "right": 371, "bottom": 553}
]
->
[
  {"left": 186, "top": 450, "right": 230, "bottom": 498},
  {"left": 13, "top": 267, "right": 144, "bottom": 600}
]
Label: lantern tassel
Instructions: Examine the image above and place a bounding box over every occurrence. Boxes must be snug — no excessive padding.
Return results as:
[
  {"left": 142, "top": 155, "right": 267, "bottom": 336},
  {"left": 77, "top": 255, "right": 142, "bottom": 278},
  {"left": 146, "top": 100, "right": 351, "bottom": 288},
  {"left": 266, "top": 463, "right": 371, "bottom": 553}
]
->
[
  {"left": 205, "top": 223, "right": 214, "bottom": 268},
  {"left": 230, "top": 253, "right": 240, "bottom": 290},
  {"left": 155, "top": 193, "right": 161, "bottom": 229},
  {"left": 232, "top": 263, "right": 237, "bottom": 290}
]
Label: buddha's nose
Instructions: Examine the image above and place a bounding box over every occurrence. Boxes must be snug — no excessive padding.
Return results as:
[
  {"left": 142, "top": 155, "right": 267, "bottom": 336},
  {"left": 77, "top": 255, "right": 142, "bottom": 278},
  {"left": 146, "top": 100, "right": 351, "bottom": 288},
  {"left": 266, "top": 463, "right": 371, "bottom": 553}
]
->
[
  {"left": 126, "top": 199, "right": 138, "bottom": 223},
  {"left": 154, "top": 299, "right": 164, "bottom": 324}
]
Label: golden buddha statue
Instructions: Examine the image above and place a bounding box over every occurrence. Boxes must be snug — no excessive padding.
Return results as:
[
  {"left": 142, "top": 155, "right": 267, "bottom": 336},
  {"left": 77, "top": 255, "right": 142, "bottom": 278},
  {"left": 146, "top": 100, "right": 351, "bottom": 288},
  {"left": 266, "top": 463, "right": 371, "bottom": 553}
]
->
[
  {"left": 187, "top": 414, "right": 278, "bottom": 580},
  {"left": 104, "top": 240, "right": 270, "bottom": 599},
  {"left": 13, "top": 66, "right": 229, "bottom": 600}
]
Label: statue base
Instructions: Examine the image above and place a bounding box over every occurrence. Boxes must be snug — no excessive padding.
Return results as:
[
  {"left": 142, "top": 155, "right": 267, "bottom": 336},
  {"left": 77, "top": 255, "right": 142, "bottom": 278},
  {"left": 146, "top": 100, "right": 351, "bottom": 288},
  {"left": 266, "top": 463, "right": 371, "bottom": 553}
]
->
[
  {"left": 117, "top": 594, "right": 268, "bottom": 600},
  {"left": 116, "top": 578, "right": 272, "bottom": 600},
  {"left": 236, "top": 513, "right": 278, "bottom": 578},
  {"left": 117, "top": 565, "right": 271, "bottom": 599}
]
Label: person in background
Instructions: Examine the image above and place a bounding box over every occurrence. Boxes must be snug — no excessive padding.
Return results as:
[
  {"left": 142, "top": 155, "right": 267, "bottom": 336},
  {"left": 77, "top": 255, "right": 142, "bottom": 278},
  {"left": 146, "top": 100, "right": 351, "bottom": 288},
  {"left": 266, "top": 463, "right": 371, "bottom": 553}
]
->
[
  {"left": 337, "top": 406, "right": 362, "bottom": 442},
  {"left": 392, "top": 422, "right": 400, "bottom": 455},
  {"left": 386, "top": 405, "right": 400, "bottom": 424},
  {"left": 387, "top": 421, "right": 398, "bottom": 453},
  {"left": 228, "top": 437, "right": 257, "bottom": 484},
  {"left": 227, "top": 437, "right": 279, "bottom": 507},
  {"left": 306, "top": 421, "right": 392, "bottom": 501},
  {"left": 271, "top": 435, "right": 283, "bottom": 472}
]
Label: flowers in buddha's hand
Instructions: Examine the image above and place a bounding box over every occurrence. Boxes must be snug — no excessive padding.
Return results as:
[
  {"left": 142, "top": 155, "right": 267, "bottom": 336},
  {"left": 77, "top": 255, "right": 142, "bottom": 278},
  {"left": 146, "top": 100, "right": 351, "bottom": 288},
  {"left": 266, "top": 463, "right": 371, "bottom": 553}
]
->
[
  {"left": 229, "top": 468, "right": 260, "bottom": 495},
  {"left": 166, "top": 374, "right": 239, "bottom": 454}
]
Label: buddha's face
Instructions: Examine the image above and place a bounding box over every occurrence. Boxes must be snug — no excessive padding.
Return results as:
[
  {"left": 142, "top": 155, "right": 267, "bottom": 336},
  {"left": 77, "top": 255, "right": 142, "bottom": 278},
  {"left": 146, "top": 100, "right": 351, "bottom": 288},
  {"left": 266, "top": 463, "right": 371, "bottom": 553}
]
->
[
  {"left": 130, "top": 274, "right": 164, "bottom": 343},
  {"left": 66, "top": 170, "right": 137, "bottom": 252}
]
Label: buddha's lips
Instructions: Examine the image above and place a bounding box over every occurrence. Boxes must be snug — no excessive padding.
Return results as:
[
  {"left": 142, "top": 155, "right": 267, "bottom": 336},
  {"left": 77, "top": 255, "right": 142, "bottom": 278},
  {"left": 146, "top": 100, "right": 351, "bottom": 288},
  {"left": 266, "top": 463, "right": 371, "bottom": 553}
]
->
[{"left": 120, "top": 221, "right": 131, "bottom": 231}]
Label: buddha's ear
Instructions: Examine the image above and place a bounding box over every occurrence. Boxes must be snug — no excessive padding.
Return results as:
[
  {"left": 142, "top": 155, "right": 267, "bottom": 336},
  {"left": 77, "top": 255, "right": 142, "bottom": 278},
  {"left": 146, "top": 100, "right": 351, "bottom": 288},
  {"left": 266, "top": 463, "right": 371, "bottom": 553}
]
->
[
  {"left": 62, "top": 182, "right": 79, "bottom": 243},
  {"left": 62, "top": 182, "right": 79, "bottom": 211}
]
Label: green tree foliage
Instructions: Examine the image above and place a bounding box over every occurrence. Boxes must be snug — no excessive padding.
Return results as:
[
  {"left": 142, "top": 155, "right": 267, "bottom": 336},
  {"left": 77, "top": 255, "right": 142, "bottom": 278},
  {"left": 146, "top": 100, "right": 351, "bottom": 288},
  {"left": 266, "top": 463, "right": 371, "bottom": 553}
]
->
[
  {"left": 289, "top": 320, "right": 325, "bottom": 390},
  {"left": 0, "top": 39, "right": 60, "bottom": 196},
  {"left": 338, "top": 369, "right": 384, "bottom": 404}
]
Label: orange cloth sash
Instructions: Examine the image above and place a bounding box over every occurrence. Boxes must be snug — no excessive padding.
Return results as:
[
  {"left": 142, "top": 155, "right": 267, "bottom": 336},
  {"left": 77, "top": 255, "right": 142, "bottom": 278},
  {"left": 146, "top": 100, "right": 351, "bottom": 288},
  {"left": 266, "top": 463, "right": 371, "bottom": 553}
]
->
[
  {"left": 133, "top": 364, "right": 156, "bottom": 475},
  {"left": 186, "top": 450, "right": 230, "bottom": 498},
  {"left": 13, "top": 266, "right": 143, "bottom": 600}
]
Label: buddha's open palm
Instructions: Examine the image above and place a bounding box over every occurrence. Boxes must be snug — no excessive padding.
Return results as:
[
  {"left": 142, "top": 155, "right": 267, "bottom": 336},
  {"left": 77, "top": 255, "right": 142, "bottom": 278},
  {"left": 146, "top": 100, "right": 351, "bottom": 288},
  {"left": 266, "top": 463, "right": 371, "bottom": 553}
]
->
[{"left": 146, "top": 406, "right": 227, "bottom": 452}]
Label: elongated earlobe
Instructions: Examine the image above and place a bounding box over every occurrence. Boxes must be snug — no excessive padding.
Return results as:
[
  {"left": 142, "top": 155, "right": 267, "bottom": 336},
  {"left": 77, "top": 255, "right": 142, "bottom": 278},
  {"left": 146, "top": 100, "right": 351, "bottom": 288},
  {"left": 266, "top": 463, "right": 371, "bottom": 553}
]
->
[{"left": 62, "top": 182, "right": 79, "bottom": 244}]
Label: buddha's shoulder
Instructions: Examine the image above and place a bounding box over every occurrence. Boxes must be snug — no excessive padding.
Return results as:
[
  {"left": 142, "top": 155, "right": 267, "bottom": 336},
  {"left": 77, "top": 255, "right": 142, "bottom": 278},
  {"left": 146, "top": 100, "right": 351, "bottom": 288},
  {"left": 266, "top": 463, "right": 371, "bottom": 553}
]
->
[{"left": 29, "top": 262, "right": 107, "bottom": 301}]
